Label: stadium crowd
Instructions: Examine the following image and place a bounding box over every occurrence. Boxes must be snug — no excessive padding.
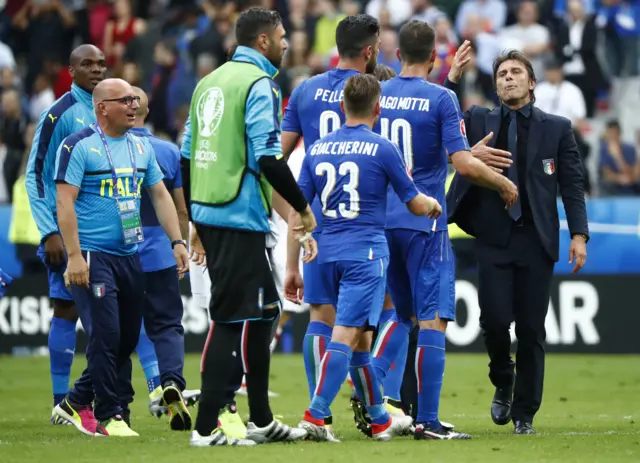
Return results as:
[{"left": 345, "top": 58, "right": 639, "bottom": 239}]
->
[{"left": 1, "top": 0, "right": 640, "bottom": 210}]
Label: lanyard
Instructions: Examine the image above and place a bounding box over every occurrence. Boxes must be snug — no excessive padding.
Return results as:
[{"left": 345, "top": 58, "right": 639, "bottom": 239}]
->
[{"left": 91, "top": 123, "right": 138, "bottom": 199}]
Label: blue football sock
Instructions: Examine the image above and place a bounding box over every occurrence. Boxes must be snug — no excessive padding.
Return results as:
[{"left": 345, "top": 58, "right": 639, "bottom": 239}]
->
[
  {"left": 309, "top": 342, "right": 351, "bottom": 421},
  {"left": 303, "top": 321, "right": 333, "bottom": 416},
  {"left": 416, "top": 329, "right": 446, "bottom": 429},
  {"left": 49, "top": 317, "right": 76, "bottom": 407},
  {"left": 350, "top": 351, "right": 388, "bottom": 425},
  {"left": 136, "top": 325, "right": 160, "bottom": 393},
  {"left": 377, "top": 309, "right": 408, "bottom": 401},
  {"left": 372, "top": 314, "right": 411, "bottom": 386}
]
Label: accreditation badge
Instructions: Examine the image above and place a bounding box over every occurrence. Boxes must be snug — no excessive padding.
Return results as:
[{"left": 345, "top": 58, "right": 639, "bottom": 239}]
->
[{"left": 118, "top": 199, "right": 144, "bottom": 245}]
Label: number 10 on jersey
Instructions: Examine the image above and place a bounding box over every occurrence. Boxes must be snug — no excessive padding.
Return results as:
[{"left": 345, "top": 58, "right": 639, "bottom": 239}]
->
[{"left": 380, "top": 118, "right": 414, "bottom": 171}]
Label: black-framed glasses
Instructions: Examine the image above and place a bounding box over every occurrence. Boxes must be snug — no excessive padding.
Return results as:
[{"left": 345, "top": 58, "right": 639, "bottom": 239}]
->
[{"left": 101, "top": 96, "right": 141, "bottom": 107}]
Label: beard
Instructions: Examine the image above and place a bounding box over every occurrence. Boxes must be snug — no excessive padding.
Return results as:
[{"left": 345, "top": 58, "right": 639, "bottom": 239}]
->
[{"left": 267, "top": 41, "right": 284, "bottom": 69}]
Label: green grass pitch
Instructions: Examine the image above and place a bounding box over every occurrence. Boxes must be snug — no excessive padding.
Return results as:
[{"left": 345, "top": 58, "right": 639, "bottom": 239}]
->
[{"left": 1, "top": 353, "right": 638, "bottom": 462}]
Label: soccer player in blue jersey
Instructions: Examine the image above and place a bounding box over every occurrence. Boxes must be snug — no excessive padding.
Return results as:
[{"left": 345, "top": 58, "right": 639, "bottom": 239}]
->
[
  {"left": 370, "top": 20, "right": 518, "bottom": 440},
  {"left": 280, "top": 14, "right": 383, "bottom": 430},
  {"left": 130, "top": 87, "right": 201, "bottom": 429},
  {"left": 53, "top": 78, "right": 189, "bottom": 437},
  {"left": 25, "top": 45, "right": 109, "bottom": 421},
  {"left": 293, "top": 74, "right": 442, "bottom": 442}
]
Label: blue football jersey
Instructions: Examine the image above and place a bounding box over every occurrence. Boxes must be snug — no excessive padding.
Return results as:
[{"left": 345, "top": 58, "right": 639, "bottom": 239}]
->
[
  {"left": 282, "top": 68, "right": 360, "bottom": 232},
  {"left": 297, "top": 124, "right": 419, "bottom": 264},
  {"left": 54, "top": 127, "right": 164, "bottom": 256},
  {"left": 132, "top": 128, "right": 182, "bottom": 273},
  {"left": 377, "top": 76, "right": 470, "bottom": 232}
]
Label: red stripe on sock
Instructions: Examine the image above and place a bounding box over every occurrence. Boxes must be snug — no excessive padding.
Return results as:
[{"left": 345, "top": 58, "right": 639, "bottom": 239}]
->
[
  {"left": 362, "top": 366, "right": 375, "bottom": 407},
  {"left": 315, "top": 352, "right": 331, "bottom": 395},
  {"left": 318, "top": 336, "right": 327, "bottom": 358},
  {"left": 375, "top": 322, "right": 397, "bottom": 358},
  {"left": 200, "top": 322, "right": 215, "bottom": 373},
  {"left": 416, "top": 347, "right": 424, "bottom": 394}
]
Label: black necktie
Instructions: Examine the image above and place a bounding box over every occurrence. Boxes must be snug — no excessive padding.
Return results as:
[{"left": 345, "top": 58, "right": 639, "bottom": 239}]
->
[{"left": 507, "top": 110, "right": 522, "bottom": 221}]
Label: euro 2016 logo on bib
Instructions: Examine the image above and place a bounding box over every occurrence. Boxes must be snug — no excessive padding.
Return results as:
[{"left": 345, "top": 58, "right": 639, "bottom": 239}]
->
[
  {"left": 93, "top": 283, "right": 105, "bottom": 299},
  {"left": 460, "top": 119, "right": 467, "bottom": 137},
  {"left": 542, "top": 158, "right": 555, "bottom": 175},
  {"left": 197, "top": 87, "right": 224, "bottom": 137}
]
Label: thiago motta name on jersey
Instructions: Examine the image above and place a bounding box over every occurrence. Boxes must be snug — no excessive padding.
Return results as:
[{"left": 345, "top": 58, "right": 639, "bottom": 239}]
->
[
  {"left": 310, "top": 140, "right": 381, "bottom": 157},
  {"left": 379, "top": 95, "right": 430, "bottom": 112}
]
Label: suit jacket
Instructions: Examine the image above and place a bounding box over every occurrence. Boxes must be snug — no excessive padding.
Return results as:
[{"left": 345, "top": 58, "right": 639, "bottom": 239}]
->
[{"left": 446, "top": 105, "right": 589, "bottom": 262}]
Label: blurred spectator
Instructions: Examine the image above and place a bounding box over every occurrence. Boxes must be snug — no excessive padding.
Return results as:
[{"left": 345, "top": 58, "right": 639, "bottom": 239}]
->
[
  {"left": 599, "top": 120, "right": 637, "bottom": 196},
  {"left": 366, "top": 0, "right": 412, "bottom": 28},
  {"left": 499, "top": 0, "right": 550, "bottom": 79},
  {"left": 103, "top": 0, "right": 146, "bottom": 69},
  {"left": 123, "top": 17, "right": 163, "bottom": 91},
  {"left": 534, "top": 58, "right": 591, "bottom": 194},
  {"left": 377, "top": 28, "right": 401, "bottom": 74},
  {"left": 411, "top": 0, "right": 446, "bottom": 25},
  {"left": 44, "top": 58, "right": 73, "bottom": 98},
  {"left": 148, "top": 39, "right": 180, "bottom": 140},
  {"left": 461, "top": 13, "right": 501, "bottom": 76},
  {"left": 455, "top": 41, "right": 496, "bottom": 109},
  {"left": 534, "top": 59, "right": 586, "bottom": 128},
  {"left": 195, "top": 53, "right": 217, "bottom": 80},
  {"left": 0, "top": 38, "right": 15, "bottom": 69},
  {"left": 11, "top": 0, "right": 76, "bottom": 97},
  {"left": 85, "top": 0, "right": 113, "bottom": 49},
  {"left": 429, "top": 15, "right": 457, "bottom": 84},
  {"left": 121, "top": 61, "right": 142, "bottom": 86},
  {"left": 0, "top": 87, "right": 27, "bottom": 153},
  {"left": 29, "top": 74, "right": 56, "bottom": 122},
  {"left": 456, "top": 0, "right": 507, "bottom": 36},
  {"left": 598, "top": 0, "right": 640, "bottom": 78},
  {"left": 554, "top": 0, "right": 606, "bottom": 118},
  {"left": 8, "top": 122, "right": 42, "bottom": 274},
  {"left": 312, "top": 0, "right": 346, "bottom": 57}
]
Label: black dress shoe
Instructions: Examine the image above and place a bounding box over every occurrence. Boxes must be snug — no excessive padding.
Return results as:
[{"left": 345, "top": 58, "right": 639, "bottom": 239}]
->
[
  {"left": 491, "top": 385, "right": 513, "bottom": 425},
  {"left": 514, "top": 421, "right": 536, "bottom": 435}
]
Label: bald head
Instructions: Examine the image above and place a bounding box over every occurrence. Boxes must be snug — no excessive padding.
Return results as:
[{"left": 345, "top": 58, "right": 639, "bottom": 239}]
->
[
  {"left": 131, "top": 86, "right": 149, "bottom": 125},
  {"left": 93, "top": 78, "right": 140, "bottom": 136},
  {"left": 70, "top": 44, "right": 103, "bottom": 66},
  {"left": 69, "top": 44, "right": 107, "bottom": 93},
  {"left": 93, "top": 78, "right": 133, "bottom": 106}
]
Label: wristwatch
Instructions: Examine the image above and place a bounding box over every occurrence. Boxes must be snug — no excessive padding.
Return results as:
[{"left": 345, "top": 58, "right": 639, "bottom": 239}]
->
[{"left": 171, "top": 239, "right": 187, "bottom": 249}]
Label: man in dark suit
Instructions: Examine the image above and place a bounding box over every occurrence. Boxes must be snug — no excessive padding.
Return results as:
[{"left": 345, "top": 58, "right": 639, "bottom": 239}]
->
[{"left": 444, "top": 48, "right": 589, "bottom": 435}]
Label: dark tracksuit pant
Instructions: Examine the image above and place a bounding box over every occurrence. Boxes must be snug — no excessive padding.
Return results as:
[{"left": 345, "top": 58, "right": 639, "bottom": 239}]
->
[
  {"left": 142, "top": 266, "right": 186, "bottom": 389},
  {"left": 68, "top": 251, "right": 144, "bottom": 421}
]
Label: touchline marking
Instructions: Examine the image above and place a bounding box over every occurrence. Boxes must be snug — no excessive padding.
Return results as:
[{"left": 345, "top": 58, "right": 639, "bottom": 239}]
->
[{"left": 559, "top": 220, "right": 640, "bottom": 236}]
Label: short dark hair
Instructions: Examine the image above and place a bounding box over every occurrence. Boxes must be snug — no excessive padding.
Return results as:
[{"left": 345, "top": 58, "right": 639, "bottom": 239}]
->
[
  {"left": 493, "top": 49, "right": 537, "bottom": 103},
  {"left": 373, "top": 63, "right": 396, "bottom": 82},
  {"left": 398, "top": 20, "right": 436, "bottom": 65},
  {"left": 235, "top": 7, "right": 282, "bottom": 48},
  {"left": 336, "top": 14, "right": 380, "bottom": 59},
  {"left": 606, "top": 119, "right": 621, "bottom": 131},
  {"left": 343, "top": 74, "right": 381, "bottom": 117}
]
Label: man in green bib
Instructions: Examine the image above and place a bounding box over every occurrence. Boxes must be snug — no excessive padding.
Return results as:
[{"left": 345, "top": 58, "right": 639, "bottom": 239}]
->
[{"left": 180, "top": 7, "right": 316, "bottom": 447}]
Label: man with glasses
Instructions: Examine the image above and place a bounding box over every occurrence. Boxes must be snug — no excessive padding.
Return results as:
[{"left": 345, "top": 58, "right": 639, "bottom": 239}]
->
[{"left": 53, "top": 78, "right": 189, "bottom": 437}]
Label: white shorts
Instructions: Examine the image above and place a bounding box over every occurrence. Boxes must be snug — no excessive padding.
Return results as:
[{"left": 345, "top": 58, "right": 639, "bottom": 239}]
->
[
  {"left": 269, "top": 213, "right": 309, "bottom": 314},
  {"left": 188, "top": 220, "right": 309, "bottom": 314}
]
